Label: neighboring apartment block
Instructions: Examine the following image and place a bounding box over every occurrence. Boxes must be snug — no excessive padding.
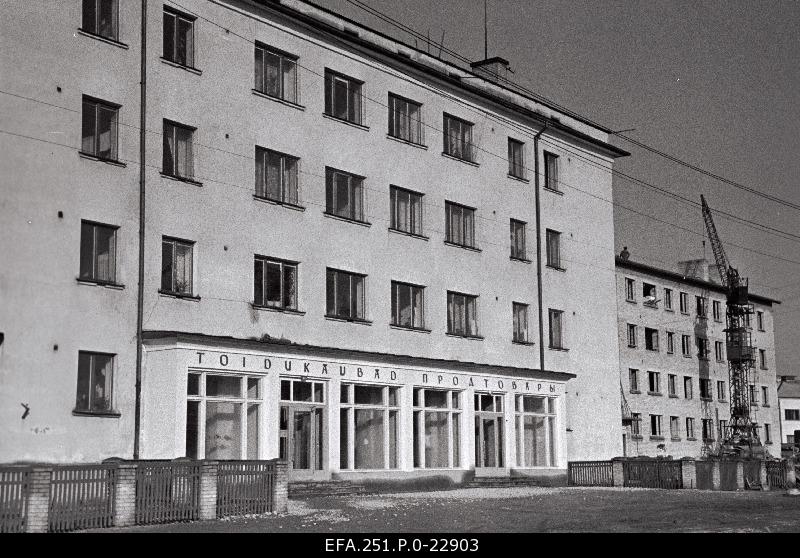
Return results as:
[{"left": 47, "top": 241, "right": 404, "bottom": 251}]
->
[
  {"left": 617, "top": 256, "right": 781, "bottom": 458},
  {"left": 0, "top": 0, "right": 629, "bottom": 482},
  {"left": 778, "top": 380, "right": 800, "bottom": 444}
]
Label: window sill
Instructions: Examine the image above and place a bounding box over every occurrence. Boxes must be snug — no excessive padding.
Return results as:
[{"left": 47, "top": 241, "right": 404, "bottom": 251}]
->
[
  {"left": 687, "top": 437, "right": 697, "bottom": 442},
  {"left": 390, "top": 324, "right": 431, "bottom": 334},
  {"left": 700, "top": 397, "right": 713, "bottom": 402},
  {"left": 702, "top": 438, "right": 715, "bottom": 443},
  {"left": 630, "top": 390, "right": 641, "bottom": 395},
  {"left": 161, "top": 172, "right": 203, "bottom": 187},
  {"left": 512, "top": 340, "right": 535, "bottom": 346},
  {"left": 76, "top": 278, "right": 125, "bottom": 290},
  {"left": 683, "top": 355, "right": 692, "bottom": 359},
  {"left": 325, "top": 314, "right": 372, "bottom": 325},
  {"left": 765, "top": 441, "right": 773, "bottom": 445},
  {"left": 323, "top": 212, "right": 371, "bottom": 227},
  {"left": 548, "top": 346, "right": 569, "bottom": 352},
  {"left": 507, "top": 173, "right": 529, "bottom": 184},
  {"left": 646, "top": 348, "right": 660, "bottom": 353},
  {"left": 251, "top": 304, "right": 305, "bottom": 316},
  {"left": 445, "top": 332, "right": 484, "bottom": 341},
  {"left": 253, "top": 195, "right": 305, "bottom": 211},
  {"left": 631, "top": 435, "right": 644, "bottom": 441},
  {"left": 665, "top": 308, "right": 674, "bottom": 313},
  {"left": 671, "top": 437, "right": 682, "bottom": 442},
  {"left": 386, "top": 134, "right": 427, "bottom": 150},
  {"left": 322, "top": 113, "right": 369, "bottom": 131},
  {"left": 543, "top": 187, "right": 563, "bottom": 196},
  {"left": 72, "top": 409, "right": 121, "bottom": 418},
  {"left": 441, "top": 152, "right": 479, "bottom": 167},
  {"left": 159, "top": 290, "right": 201, "bottom": 301},
  {"left": 627, "top": 345, "right": 636, "bottom": 349},
  {"left": 649, "top": 436, "right": 665, "bottom": 441},
  {"left": 444, "top": 240, "right": 481, "bottom": 253},
  {"left": 388, "top": 227, "right": 428, "bottom": 241},
  {"left": 643, "top": 302, "right": 659, "bottom": 310},
  {"left": 510, "top": 256, "right": 531, "bottom": 264},
  {"left": 79, "top": 152, "right": 126, "bottom": 167},
  {"left": 546, "top": 264, "right": 566, "bottom": 272},
  {"left": 77, "top": 29, "right": 129, "bottom": 49},
  {"left": 667, "top": 351, "right": 674, "bottom": 355},
  {"left": 251, "top": 89, "right": 305, "bottom": 110},
  {"left": 669, "top": 394, "right": 679, "bottom": 399},
  {"left": 625, "top": 299, "right": 637, "bottom": 305},
  {"left": 762, "top": 404, "right": 771, "bottom": 408},
  {"left": 160, "top": 57, "right": 202, "bottom": 75},
  {"left": 647, "top": 391, "right": 663, "bottom": 397},
  {"left": 716, "top": 360, "right": 725, "bottom": 364}
]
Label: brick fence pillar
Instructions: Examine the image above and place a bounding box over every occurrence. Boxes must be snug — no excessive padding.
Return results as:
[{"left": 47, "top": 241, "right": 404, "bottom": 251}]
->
[
  {"left": 735, "top": 461, "right": 744, "bottom": 490},
  {"left": 681, "top": 459, "right": 696, "bottom": 489},
  {"left": 786, "top": 459, "right": 797, "bottom": 488},
  {"left": 199, "top": 461, "right": 219, "bottom": 521},
  {"left": 273, "top": 460, "right": 288, "bottom": 513},
  {"left": 759, "top": 460, "right": 770, "bottom": 491},
  {"left": 25, "top": 467, "right": 51, "bottom": 533},
  {"left": 611, "top": 458, "right": 624, "bottom": 487},
  {"left": 113, "top": 463, "right": 137, "bottom": 527},
  {"left": 711, "top": 461, "right": 721, "bottom": 491}
]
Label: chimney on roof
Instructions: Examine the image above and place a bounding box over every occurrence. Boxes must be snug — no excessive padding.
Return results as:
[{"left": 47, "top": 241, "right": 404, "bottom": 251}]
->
[{"left": 470, "top": 57, "right": 511, "bottom": 83}]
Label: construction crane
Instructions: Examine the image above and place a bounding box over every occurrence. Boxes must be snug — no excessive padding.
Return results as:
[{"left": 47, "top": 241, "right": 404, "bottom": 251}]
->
[{"left": 700, "top": 195, "right": 764, "bottom": 458}]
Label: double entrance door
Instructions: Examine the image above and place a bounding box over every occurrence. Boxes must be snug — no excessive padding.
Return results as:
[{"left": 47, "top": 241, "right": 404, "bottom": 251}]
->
[{"left": 279, "top": 405, "right": 325, "bottom": 480}]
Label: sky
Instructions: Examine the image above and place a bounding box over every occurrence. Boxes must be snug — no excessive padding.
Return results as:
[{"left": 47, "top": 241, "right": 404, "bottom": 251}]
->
[{"left": 320, "top": 0, "right": 800, "bottom": 374}]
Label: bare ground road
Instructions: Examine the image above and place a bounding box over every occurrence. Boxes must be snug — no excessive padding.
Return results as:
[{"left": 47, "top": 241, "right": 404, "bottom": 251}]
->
[{"left": 87, "top": 486, "right": 800, "bottom": 533}]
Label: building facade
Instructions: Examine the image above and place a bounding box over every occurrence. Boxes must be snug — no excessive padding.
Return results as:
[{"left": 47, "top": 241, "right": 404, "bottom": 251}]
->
[
  {"left": 778, "top": 380, "right": 800, "bottom": 445},
  {"left": 616, "top": 256, "right": 781, "bottom": 458},
  {"left": 0, "top": 0, "right": 629, "bottom": 481}
]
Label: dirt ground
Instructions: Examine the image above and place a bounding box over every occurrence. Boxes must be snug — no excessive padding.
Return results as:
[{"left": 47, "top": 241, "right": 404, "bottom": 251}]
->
[{"left": 88, "top": 486, "right": 800, "bottom": 533}]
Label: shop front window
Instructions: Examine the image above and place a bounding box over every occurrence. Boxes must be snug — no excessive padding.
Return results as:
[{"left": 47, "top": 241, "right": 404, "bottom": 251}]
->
[
  {"left": 515, "top": 395, "right": 558, "bottom": 467},
  {"left": 413, "top": 388, "right": 461, "bottom": 469},
  {"left": 340, "top": 383, "right": 400, "bottom": 470},
  {"left": 185, "top": 372, "right": 263, "bottom": 460}
]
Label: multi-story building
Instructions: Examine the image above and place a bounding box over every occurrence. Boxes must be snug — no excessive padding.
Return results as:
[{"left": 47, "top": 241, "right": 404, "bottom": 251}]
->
[
  {"left": 616, "top": 255, "right": 781, "bottom": 458},
  {"left": 0, "top": 0, "right": 629, "bottom": 483},
  {"left": 778, "top": 380, "right": 800, "bottom": 445}
]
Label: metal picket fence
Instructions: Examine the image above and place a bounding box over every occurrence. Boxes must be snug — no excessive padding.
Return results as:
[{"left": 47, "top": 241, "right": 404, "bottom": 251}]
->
[
  {"left": 134, "top": 461, "right": 201, "bottom": 525},
  {"left": 622, "top": 459, "right": 683, "bottom": 489},
  {"left": 217, "top": 461, "right": 276, "bottom": 517},
  {"left": 0, "top": 467, "right": 31, "bottom": 533},
  {"left": 567, "top": 461, "right": 614, "bottom": 486},
  {"left": 49, "top": 464, "right": 116, "bottom": 532}
]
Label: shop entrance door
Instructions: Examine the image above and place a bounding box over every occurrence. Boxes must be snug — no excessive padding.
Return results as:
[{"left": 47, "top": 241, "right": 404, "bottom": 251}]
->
[
  {"left": 280, "top": 405, "right": 325, "bottom": 480},
  {"left": 474, "top": 393, "right": 505, "bottom": 476}
]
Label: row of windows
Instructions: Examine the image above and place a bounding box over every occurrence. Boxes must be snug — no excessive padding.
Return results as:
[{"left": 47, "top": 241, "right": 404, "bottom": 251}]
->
[
  {"left": 624, "top": 323, "right": 769, "bottom": 369},
  {"left": 631, "top": 414, "right": 773, "bottom": 444},
  {"left": 627, "top": 369, "right": 771, "bottom": 406},
  {"left": 81, "top": 100, "right": 565, "bottom": 264},
  {"left": 80, "top": 2, "right": 563, "bottom": 185},
  {"left": 79, "top": 224, "right": 567, "bottom": 347},
  {"left": 624, "top": 278, "right": 766, "bottom": 331}
]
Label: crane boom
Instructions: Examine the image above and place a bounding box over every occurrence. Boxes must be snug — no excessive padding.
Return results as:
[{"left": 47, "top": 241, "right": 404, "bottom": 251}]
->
[{"left": 700, "top": 195, "right": 730, "bottom": 287}]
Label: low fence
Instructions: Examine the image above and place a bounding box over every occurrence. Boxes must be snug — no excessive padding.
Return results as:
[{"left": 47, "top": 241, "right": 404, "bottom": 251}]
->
[
  {"left": 622, "top": 459, "right": 683, "bottom": 489},
  {"left": 0, "top": 467, "right": 31, "bottom": 533},
  {"left": 49, "top": 464, "right": 116, "bottom": 532},
  {"left": 567, "top": 461, "right": 614, "bottom": 487},
  {"left": 0, "top": 459, "right": 287, "bottom": 532},
  {"left": 217, "top": 461, "right": 276, "bottom": 517},
  {"left": 765, "top": 460, "right": 787, "bottom": 488}
]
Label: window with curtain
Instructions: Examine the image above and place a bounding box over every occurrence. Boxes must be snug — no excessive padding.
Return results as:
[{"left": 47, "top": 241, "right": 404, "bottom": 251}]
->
[
  {"left": 447, "top": 291, "right": 478, "bottom": 337},
  {"left": 163, "top": 7, "right": 195, "bottom": 67},
  {"left": 391, "top": 281, "right": 424, "bottom": 329},
  {"left": 548, "top": 309, "right": 564, "bottom": 349},
  {"left": 254, "top": 44, "right": 298, "bottom": 103},
  {"left": 325, "top": 69, "right": 363, "bottom": 124},
  {"left": 161, "top": 237, "right": 194, "bottom": 295},
  {"left": 544, "top": 151, "right": 559, "bottom": 191},
  {"left": 255, "top": 147, "right": 299, "bottom": 205},
  {"left": 515, "top": 395, "right": 557, "bottom": 467},
  {"left": 82, "top": 0, "right": 118, "bottom": 40},
  {"left": 75, "top": 352, "right": 114, "bottom": 413},
  {"left": 445, "top": 201, "right": 476, "bottom": 248},
  {"left": 162, "top": 120, "right": 195, "bottom": 179},
  {"left": 512, "top": 302, "right": 529, "bottom": 343},
  {"left": 80, "top": 221, "right": 117, "bottom": 283},
  {"left": 546, "top": 229, "right": 562, "bottom": 268},
  {"left": 254, "top": 257, "right": 297, "bottom": 310},
  {"left": 326, "top": 167, "right": 365, "bottom": 222},
  {"left": 413, "top": 388, "right": 461, "bottom": 469},
  {"left": 443, "top": 114, "right": 474, "bottom": 162},
  {"left": 326, "top": 268, "right": 366, "bottom": 320},
  {"left": 81, "top": 97, "right": 119, "bottom": 160},
  {"left": 340, "top": 383, "right": 399, "bottom": 470},
  {"left": 510, "top": 219, "right": 526, "bottom": 260},
  {"left": 389, "top": 186, "right": 423, "bottom": 236},
  {"left": 508, "top": 138, "right": 525, "bottom": 178},
  {"left": 388, "top": 93, "right": 423, "bottom": 144}
]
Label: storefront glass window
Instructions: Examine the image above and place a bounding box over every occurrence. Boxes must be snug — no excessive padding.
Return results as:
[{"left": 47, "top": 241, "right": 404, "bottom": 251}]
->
[
  {"left": 413, "top": 388, "right": 461, "bottom": 469},
  {"left": 340, "top": 383, "right": 399, "bottom": 470},
  {"left": 515, "top": 395, "right": 558, "bottom": 467}
]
